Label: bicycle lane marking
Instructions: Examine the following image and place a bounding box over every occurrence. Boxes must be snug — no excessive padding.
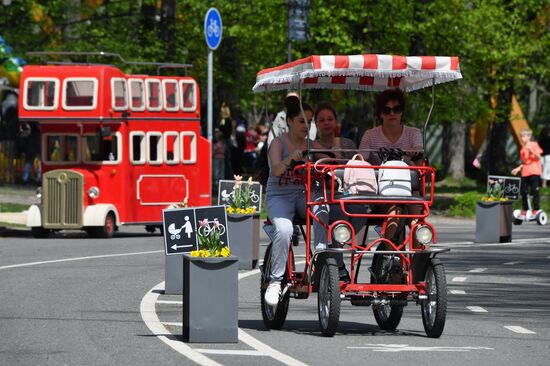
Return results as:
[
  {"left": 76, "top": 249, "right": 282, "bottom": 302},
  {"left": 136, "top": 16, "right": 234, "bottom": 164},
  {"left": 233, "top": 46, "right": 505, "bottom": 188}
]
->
[{"left": 142, "top": 262, "right": 309, "bottom": 366}]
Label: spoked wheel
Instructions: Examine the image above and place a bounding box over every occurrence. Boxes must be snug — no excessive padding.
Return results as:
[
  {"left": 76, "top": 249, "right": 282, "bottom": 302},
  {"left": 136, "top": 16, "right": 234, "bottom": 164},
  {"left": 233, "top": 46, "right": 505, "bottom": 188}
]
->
[
  {"left": 260, "top": 243, "right": 290, "bottom": 329},
  {"left": 370, "top": 243, "right": 404, "bottom": 331},
  {"left": 421, "top": 258, "right": 447, "bottom": 338},
  {"left": 317, "top": 258, "right": 340, "bottom": 337}
]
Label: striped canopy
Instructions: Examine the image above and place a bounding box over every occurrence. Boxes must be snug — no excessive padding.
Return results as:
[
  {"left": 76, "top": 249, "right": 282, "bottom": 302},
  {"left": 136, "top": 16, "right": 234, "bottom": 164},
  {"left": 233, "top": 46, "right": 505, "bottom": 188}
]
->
[{"left": 253, "top": 54, "right": 462, "bottom": 93}]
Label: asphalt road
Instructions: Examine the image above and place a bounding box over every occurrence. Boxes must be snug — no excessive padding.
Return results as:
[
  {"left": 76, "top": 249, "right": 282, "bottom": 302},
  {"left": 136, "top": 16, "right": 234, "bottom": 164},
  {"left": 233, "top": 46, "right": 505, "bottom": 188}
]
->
[{"left": 1, "top": 218, "right": 549, "bottom": 366}]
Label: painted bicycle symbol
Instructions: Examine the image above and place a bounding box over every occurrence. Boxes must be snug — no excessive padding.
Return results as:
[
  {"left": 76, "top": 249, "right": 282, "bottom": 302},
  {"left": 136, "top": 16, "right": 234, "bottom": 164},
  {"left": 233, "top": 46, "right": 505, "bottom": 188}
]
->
[
  {"left": 207, "top": 18, "right": 220, "bottom": 38},
  {"left": 504, "top": 182, "right": 519, "bottom": 194},
  {"left": 197, "top": 220, "right": 226, "bottom": 237},
  {"left": 220, "top": 189, "right": 260, "bottom": 204}
]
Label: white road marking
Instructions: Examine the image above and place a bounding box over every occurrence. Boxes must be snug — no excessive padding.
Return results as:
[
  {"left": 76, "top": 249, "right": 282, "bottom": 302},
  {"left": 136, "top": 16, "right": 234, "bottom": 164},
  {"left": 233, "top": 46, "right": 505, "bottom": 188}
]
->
[
  {"left": 469, "top": 268, "right": 487, "bottom": 273},
  {"left": 0, "top": 250, "right": 164, "bottom": 270},
  {"left": 467, "top": 306, "right": 488, "bottom": 313},
  {"left": 143, "top": 262, "right": 310, "bottom": 366},
  {"left": 238, "top": 329, "right": 309, "bottom": 366},
  {"left": 195, "top": 349, "right": 265, "bottom": 356},
  {"left": 162, "top": 322, "right": 183, "bottom": 327},
  {"left": 140, "top": 282, "right": 223, "bottom": 366},
  {"left": 504, "top": 326, "right": 536, "bottom": 334},
  {"left": 440, "top": 237, "right": 550, "bottom": 247},
  {"left": 452, "top": 277, "right": 467, "bottom": 282},
  {"left": 504, "top": 261, "right": 520, "bottom": 265},
  {"left": 450, "top": 290, "right": 466, "bottom": 295},
  {"left": 347, "top": 344, "right": 494, "bottom": 352},
  {"left": 157, "top": 300, "right": 182, "bottom": 305}
]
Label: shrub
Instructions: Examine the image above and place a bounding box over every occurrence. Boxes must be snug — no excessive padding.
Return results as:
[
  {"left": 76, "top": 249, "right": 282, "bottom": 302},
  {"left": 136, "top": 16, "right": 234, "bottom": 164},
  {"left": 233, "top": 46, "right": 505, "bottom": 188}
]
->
[{"left": 448, "top": 191, "right": 483, "bottom": 218}]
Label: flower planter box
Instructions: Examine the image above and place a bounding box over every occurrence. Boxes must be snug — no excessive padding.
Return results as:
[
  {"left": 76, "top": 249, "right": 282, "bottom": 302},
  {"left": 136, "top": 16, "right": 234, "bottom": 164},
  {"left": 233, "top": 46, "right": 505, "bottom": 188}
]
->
[
  {"left": 475, "top": 201, "right": 513, "bottom": 243},
  {"left": 182, "top": 254, "right": 239, "bottom": 343},
  {"left": 164, "top": 254, "right": 183, "bottom": 295},
  {"left": 227, "top": 213, "right": 260, "bottom": 270}
]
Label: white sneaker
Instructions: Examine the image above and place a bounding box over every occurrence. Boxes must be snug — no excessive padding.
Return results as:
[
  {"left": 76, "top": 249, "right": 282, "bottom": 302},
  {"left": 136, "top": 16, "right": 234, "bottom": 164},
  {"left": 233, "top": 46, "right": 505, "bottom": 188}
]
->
[
  {"left": 315, "top": 243, "right": 327, "bottom": 252},
  {"left": 264, "top": 282, "right": 281, "bottom": 306}
]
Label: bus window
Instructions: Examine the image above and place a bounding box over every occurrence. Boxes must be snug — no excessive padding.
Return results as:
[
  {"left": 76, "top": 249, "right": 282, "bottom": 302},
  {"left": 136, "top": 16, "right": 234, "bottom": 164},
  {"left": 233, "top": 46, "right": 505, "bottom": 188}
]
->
[
  {"left": 44, "top": 134, "right": 79, "bottom": 163},
  {"left": 163, "top": 80, "right": 179, "bottom": 111},
  {"left": 164, "top": 132, "right": 180, "bottom": 164},
  {"left": 129, "top": 79, "right": 145, "bottom": 111},
  {"left": 24, "top": 78, "right": 59, "bottom": 110},
  {"left": 83, "top": 132, "right": 120, "bottom": 164},
  {"left": 112, "top": 78, "right": 128, "bottom": 111},
  {"left": 130, "top": 132, "right": 146, "bottom": 164},
  {"left": 147, "top": 132, "right": 163, "bottom": 165},
  {"left": 63, "top": 78, "right": 97, "bottom": 110},
  {"left": 146, "top": 79, "right": 162, "bottom": 111},
  {"left": 180, "top": 80, "right": 196, "bottom": 111},
  {"left": 180, "top": 131, "right": 197, "bottom": 164}
]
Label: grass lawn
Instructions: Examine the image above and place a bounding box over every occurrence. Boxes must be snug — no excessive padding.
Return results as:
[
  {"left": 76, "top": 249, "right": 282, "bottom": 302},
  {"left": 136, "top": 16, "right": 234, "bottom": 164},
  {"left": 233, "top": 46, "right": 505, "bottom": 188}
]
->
[{"left": 0, "top": 203, "right": 30, "bottom": 213}]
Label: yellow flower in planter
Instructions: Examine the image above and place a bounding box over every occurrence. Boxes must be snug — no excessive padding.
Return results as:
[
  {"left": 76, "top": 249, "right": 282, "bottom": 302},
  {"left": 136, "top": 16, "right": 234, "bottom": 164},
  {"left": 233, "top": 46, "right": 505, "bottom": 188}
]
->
[
  {"left": 481, "top": 179, "right": 508, "bottom": 203},
  {"left": 226, "top": 175, "right": 257, "bottom": 214},
  {"left": 189, "top": 218, "right": 231, "bottom": 258}
]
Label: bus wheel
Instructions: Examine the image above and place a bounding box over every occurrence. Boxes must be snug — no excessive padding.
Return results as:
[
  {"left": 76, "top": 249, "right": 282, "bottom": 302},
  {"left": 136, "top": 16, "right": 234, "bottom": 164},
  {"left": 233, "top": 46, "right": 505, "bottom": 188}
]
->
[
  {"left": 31, "top": 227, "right": 51, "bottom": 238},
  {"left": 87, "top": 213, "right": 116, "bottom": 238},
  {"left": 145, "top": 225, "right": 156, "bottom": 233}
]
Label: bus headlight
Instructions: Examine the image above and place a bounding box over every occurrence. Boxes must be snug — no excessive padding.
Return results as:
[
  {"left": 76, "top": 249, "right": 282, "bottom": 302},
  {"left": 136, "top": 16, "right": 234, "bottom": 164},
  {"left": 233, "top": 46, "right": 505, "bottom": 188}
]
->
[
  {"left": 415, "top": 225, "right": 433, "bottom": 246},
  {"left": 88, "top": 186, "right": 100, "bottom": 199},
  {"left": 333, "top": 224, "right": 351, "bottom": 243},
  {"left": 36, "top": 187, "right": 42, "bottom": 199}
]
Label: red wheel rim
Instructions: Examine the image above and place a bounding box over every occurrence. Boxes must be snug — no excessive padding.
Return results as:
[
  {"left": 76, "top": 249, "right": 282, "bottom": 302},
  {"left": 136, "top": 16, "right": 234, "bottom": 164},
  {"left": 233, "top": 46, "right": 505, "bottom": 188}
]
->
[{"left": 105, "top": 215, "right": 114, "bottom": 233}]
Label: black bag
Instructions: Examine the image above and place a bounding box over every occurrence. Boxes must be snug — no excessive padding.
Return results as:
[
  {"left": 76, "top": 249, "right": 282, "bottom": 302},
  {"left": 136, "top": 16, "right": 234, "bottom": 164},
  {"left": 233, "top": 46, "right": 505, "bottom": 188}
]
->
[{"left": 255, "top": 142, "right": 269, "bottom": 186}]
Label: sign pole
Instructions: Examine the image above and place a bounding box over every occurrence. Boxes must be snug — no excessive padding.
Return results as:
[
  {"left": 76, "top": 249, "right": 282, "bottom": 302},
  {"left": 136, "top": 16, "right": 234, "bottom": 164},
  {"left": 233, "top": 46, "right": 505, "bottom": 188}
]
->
[
  {"left": 207, "top": 50, "right": 213, "bottom": 142},
  {"left": 204, "top": 7, "right": 222, "bottom": 142}
]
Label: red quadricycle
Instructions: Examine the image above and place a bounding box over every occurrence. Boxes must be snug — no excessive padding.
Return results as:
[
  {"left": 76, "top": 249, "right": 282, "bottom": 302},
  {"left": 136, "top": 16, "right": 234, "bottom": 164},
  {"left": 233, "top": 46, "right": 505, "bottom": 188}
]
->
[{"left": 254, "top": 54, "right": 462, "bottom": 337}]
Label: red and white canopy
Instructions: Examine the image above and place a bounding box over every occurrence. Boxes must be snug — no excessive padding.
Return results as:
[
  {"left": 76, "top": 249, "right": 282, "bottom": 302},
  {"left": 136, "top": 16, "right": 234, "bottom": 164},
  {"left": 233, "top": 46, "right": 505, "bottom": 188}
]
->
[{"left": 253, "top": 54, "right": 461, "bottom": 93}]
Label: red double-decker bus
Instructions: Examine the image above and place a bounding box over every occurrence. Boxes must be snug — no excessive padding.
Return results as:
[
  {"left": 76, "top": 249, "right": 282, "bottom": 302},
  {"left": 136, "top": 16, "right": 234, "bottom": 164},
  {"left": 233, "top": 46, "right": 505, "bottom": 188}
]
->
[{"left": 19, "top": 53, "right": 211, "bottom": 238}]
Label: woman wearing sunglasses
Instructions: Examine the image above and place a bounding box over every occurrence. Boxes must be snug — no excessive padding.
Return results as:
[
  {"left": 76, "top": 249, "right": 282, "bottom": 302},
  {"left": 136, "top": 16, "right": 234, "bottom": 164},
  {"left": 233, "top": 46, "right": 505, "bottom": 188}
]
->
[
  {"left": 359, "top": 88, "right": 423, "bottom": 244},
  {"left": 359, "top": 88, "right": 422, "bottom": 165}
]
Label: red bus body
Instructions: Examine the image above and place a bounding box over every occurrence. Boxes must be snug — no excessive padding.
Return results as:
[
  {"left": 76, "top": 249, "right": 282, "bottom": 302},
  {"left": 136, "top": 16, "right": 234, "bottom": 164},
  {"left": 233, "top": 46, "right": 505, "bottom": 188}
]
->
[{"left": 19, "top": 64, "right": 210, "bottom": 237}]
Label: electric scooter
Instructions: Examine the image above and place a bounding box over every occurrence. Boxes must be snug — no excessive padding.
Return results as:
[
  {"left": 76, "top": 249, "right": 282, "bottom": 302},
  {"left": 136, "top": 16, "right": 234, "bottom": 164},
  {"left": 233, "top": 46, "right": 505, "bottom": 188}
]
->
[{"left": 513, "top": 194, "right": 547, "bottom": 225}]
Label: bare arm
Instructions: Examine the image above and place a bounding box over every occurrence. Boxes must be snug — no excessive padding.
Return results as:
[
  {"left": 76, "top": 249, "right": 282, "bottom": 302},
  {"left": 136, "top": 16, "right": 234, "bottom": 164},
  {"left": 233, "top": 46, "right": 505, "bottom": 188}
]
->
[{"left": 268, "top": 137, "right": 303, "bottom": 176}]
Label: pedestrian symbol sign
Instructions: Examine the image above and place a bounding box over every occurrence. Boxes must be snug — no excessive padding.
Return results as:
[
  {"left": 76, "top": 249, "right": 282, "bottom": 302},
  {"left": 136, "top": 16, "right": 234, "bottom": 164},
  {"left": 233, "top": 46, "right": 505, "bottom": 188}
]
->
[{"left": 162, "top": 205, "right": 229, "bottom": 255}]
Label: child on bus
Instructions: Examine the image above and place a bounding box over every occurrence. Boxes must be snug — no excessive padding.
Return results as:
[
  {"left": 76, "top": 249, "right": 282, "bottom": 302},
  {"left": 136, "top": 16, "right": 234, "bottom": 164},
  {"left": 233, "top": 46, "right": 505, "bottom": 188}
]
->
[{"left": 511, "top": 128, "right": 543, "bottom": 218}]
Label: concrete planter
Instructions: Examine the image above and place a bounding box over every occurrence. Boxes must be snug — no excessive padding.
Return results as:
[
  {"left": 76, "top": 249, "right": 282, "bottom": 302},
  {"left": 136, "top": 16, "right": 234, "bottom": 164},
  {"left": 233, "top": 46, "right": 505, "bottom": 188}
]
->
[
  {"left": 227, "top": 213, "right": 260, "bottom": 270},
  {"left": 164, "top": 255, "right": 183, "bottom": 295},
  {"left": 475, "top": 201, "right": 513, "bottom": 243},
  {"left": 182, "top": 254, "right": 239, "bottom": 343}
]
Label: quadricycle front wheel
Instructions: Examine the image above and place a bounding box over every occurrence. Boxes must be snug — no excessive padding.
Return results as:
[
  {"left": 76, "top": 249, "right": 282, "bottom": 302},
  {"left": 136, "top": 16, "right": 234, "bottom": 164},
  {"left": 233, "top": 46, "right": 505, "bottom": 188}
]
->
[{"left": 421, "top": 258, "right": 447, "bottom": 338}]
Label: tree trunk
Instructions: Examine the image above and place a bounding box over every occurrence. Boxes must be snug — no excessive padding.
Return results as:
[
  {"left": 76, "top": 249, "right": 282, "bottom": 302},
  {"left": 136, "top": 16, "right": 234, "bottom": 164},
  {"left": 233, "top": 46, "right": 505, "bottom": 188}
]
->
[
  {"left": 487, "top": 87, "right": 514, "bottom": 175},
  {"left": 160, "top": 0, "right": 176, "bottom": 60},
  {"left": 446, "top": 121, "right": 466, "bottom": 180},
  {"left": 528, "top": 80, "right": 537, "bottom": 123},
  {"left": 63, "top": 0, "right": 81, "bottom": 43}
]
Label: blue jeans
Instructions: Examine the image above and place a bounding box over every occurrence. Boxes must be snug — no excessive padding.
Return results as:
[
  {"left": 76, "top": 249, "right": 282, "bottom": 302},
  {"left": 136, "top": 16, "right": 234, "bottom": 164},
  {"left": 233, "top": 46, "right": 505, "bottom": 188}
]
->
[{"left": 265, "top": 188, "right": 307, "bottom": 283}]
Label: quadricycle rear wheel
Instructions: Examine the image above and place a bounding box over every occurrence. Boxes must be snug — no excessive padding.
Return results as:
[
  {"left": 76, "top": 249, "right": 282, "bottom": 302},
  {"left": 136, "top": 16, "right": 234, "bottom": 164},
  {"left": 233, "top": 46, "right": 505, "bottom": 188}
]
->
[{"left": 260, "top": 243, "right": 290, "bottom": 329}]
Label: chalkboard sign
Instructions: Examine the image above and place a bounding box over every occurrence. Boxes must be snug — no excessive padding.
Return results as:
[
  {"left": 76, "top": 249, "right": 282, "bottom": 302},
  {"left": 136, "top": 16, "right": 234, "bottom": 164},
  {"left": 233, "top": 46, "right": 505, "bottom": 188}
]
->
[
  {"left": 162, "top": 205, "right": 229, "bottom": 255},
  {"left": 218, "top": 179, "right": 262, "bottom": 211},
  {"left": 487, "top": 175, "right": 521, "bottom": 201}
]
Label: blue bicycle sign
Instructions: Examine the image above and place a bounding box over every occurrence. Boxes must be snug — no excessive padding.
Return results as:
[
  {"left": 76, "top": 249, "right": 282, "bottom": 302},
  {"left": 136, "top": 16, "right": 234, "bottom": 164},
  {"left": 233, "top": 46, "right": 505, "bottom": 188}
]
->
[{"left": 204, "top": 8, "right": 222, "bottom": 50}]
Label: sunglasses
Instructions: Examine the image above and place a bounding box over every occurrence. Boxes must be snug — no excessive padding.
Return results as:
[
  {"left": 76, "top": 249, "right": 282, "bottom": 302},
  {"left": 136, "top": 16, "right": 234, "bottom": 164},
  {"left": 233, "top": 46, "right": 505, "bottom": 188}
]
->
[{"left": 381, "top": 105, "right": 403, "bottom": 115}]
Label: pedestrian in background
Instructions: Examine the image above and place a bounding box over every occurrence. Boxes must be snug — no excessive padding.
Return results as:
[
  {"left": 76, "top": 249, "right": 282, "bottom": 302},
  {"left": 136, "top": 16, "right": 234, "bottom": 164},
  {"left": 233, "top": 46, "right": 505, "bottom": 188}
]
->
[
  {"left": 511, "top": 128, "right": 543, "bottom": 217},
  {"left": 212, "top": 130, "right": 226, "bottom": 185},
  {"left": 538, "top": 126, "right": 550, "bottom": 188}
]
